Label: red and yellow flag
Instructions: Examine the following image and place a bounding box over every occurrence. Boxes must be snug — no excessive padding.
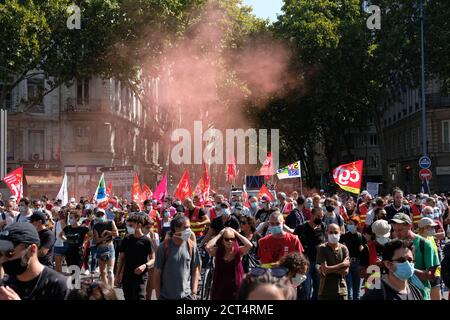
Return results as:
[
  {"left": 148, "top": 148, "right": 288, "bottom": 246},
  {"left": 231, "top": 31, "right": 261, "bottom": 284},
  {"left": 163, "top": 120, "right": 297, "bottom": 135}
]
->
[{"left": 332, "top": 160, "right": 364, "bottom": 194}]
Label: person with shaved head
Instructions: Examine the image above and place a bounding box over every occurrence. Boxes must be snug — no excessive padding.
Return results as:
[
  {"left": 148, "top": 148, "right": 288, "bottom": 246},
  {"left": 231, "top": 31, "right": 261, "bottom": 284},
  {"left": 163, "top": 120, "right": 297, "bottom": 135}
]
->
[{"left": 316, "top": 223, "right": 350, "bottom": 300}]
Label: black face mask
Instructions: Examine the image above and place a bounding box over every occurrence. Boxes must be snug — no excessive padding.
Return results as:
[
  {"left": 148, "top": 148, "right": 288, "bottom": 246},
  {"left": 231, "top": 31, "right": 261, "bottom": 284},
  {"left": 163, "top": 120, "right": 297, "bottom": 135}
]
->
[
  {"left": 325, "top": 206, "right": 334, "bottom": 212},
  {"left": 314, "top": 218, "right": 322, "bottom": 225},
  {"left": 2, "top": 248, "right": 30, "bottom": 276}
]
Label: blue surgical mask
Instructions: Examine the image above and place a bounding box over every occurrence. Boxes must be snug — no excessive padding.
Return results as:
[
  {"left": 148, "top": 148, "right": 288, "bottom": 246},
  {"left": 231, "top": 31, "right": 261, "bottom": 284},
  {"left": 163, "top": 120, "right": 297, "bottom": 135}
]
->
[
  {"left": 163, "top": 211, "right": 170, "bottom": 218},
  {"left": 222, "top": 209, "right": 231, "bottom": 217},
  {"left": 347, "top": 224, "right": 357, "bottom": 234},
  {"left": 393, "top": 261, "right": 415, "bottom": 280},
  {"left": 250, "top": 202, "right": 258, "bottom": 209},
  {"left": 268, "top": 225, "right": 282, "bottom": 235}
]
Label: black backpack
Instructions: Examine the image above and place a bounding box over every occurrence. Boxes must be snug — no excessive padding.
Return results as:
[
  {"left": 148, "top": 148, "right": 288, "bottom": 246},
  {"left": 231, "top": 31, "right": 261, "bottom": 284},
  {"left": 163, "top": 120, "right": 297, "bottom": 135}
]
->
[{"left": 441, "top": 242, "right": 450, "bottom": 289}]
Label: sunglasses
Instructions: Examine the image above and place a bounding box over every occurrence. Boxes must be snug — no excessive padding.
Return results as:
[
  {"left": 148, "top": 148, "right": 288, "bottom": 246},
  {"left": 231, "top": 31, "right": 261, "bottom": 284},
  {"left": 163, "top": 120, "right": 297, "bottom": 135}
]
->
[
  {"left": 249, "top": 267, "right": 288, "bottom": 278},
  {"left": 392, "top": 257, "right": 414, "bottom": 263},
  {"left": 223, "top": 237, "right": 235, "bottom": 242}
]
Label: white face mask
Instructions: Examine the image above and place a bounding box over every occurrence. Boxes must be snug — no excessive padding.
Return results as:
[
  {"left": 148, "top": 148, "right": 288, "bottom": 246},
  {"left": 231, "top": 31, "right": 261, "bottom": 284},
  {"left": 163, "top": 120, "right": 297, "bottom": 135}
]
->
[
  {"left": 376, "top": 236, "right": 389, "bottom": 245},
  {"left": 328, "top": 233, "right": 340, "bottom": 244},
  {"left": 292, "top": 273, "right": 307, "bottom": 287},
  {"left": 126, "top": 225, "right": 135, "bottom": 234},
  {"left": 177, "top": 228, "right": 192, "bottom": 241},
  {"left": 147, "top": 206, "right": 153, "bottom": 211},
  {"left": 426, "top": 229, "right": 436, "bottom": 237}
]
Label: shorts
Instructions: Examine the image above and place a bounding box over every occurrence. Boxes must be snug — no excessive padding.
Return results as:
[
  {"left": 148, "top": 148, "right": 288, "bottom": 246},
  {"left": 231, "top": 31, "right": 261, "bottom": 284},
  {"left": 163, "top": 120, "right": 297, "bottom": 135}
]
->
[
  {"left": 54, "top": 246, "right": 68, "bottom": 256},
  {"left": 431, "top": 276, "right": 442, "bottom": 287},
  {"left": 96, "top": 244, "right": 115, "bottom": 261}
]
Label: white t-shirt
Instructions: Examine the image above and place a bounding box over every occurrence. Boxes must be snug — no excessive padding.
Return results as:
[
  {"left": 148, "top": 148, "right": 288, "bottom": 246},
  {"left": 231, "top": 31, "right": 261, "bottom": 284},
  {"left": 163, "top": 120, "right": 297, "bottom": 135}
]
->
[
  {"left": 15, "top": 210, "right": 33, "bottom": 223},
  {"left": 54, "top": 220, "right": 65, "bottom": 247}
]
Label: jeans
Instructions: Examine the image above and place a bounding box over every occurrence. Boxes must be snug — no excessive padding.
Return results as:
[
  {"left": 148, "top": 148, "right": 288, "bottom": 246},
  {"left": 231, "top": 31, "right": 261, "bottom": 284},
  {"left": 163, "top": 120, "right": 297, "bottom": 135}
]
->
[
  {"left": 346, "top": 258, "right": 361, "bottom": 300},
  {"left": 301, "top": 260, "right": 320, "bottom": 300},
  {"left": 90, "top": 246, "right": 98, "bottom": 272},
  {"left": 122, "top": 274, "right": 147, "bottom": 300}
]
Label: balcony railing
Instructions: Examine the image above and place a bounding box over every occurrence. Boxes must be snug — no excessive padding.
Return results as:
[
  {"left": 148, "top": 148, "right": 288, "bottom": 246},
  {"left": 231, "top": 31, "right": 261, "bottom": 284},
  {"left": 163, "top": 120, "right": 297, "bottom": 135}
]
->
[
  {"left": 426, "top": 93, "right": 450, "bottom": 108},
  {"left": 65, "top": 98, "right": 110, "bottom": 113}
]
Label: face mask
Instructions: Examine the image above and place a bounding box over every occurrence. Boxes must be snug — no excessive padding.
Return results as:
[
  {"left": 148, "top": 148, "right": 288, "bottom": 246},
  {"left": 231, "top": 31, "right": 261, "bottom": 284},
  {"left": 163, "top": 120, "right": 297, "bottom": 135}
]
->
[
  {"left": 268, "top": 225, "right": 283, "bottom": 235},
  {"left": 126, "top": 225, "right": 135, "bottom": 234},
  {"left": 250, "top": 202, "right": 258, "bottom": 209},
  {"left": 426, "top": 229, "right": 436, "bottom": 236},
  {"left": 147, "top": 206, "right": 153, "bottom": 211},
  {"left": 347, "top": 224, "right": 357, "bottom": 234},
  {"left": 163, "top": 211, "right": 170, "bottom": 218},
  {"left": 178, "top": 228, "right": 192, "bottom": 241},
  {"left": 376, "top": 236, "right": 389, "bottom": 245},
  {"left": 393, "top": 261, "right": 415, "bottom": 281},
  {"left": 423, "top": 213, "right": 433, "bottom": 219},
  {"left": 97, "top": 217, "right": 105, "bottom": 223},
  {"left": 328, "top": 233, "right": 340, "bottom": 244},
  {"left": 222, "top": 209, "right": 231, "bottom": 217},
  {"left": 314, "top": 218, "right": 322, "bottom": 225},
  {"left": 306, "top": 202, "right": 313, "bottom": 209},
  {"left": 325, "top": 206, "right": 334, "bottom": 212},
  {"left": 19, "top": 205, "right": 26, "bottom": 213},
  {"left": 273, "top": 200, "right": 279, "bottom": 207},
  {"left": 69, "top": 218, "right": 77, "bottom": 225},
  {"left": 292, "top": 273, "right": 307, "bottom": 287},
  {"left": 2, "top": 247, "right": 30, "bottom": 276}
]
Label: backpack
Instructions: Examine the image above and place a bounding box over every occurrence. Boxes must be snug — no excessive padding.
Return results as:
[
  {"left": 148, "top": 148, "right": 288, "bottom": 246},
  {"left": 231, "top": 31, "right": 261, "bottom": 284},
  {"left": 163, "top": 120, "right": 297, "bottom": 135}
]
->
[{"left": 441, "top": 242, "right": 450, "bottom": 289}]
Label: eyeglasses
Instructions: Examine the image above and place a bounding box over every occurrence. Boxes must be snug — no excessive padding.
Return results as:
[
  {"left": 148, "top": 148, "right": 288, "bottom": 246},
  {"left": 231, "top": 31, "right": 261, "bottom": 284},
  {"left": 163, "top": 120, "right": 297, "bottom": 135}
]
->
[
  {"left": 392, "top": 257, "right": 414, "bottom": 263},
  {"left": 249, "top": 267, "right": 289, "bottom": 278},
  {"left": 223, "top": 237, "right": 235, "bottom": 242}
]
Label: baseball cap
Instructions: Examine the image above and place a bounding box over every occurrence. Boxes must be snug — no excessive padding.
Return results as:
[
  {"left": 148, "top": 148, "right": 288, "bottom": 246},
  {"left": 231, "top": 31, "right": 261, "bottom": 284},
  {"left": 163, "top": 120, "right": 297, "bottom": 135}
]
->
[
  {"left": 390, "top": 213, "right": 412, "bottom": 225},
  {"left": 29, "top": 211, "right": 47, "bottom": 224},
  {"left": 220, "top": 201, "right": 230, "bottom": 209},
  {"left": 418, "top": 217, "right": 438, "bottom": 229},
  {"left": 371, "top": 220, "right": 391, "bottom": 238},
  {"left": 0, "top": 222, "right": 41, "bottom": 251},
  {"left": 260, "top": 195, "right": 270, "bottom": 203},
  {"left": 9, "top": 196, "right": 17, "bottom": 201}
]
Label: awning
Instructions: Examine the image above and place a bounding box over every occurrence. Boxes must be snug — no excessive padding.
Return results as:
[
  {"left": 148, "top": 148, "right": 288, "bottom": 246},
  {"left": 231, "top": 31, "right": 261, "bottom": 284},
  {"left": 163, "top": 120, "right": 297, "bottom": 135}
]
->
[{"left": 26, "top": 175, "right": 63, "bottom": 185}]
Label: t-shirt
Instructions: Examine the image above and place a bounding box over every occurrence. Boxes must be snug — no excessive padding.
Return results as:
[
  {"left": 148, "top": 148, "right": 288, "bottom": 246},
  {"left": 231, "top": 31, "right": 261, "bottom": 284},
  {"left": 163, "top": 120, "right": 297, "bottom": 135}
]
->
[
  {"left": 323, "top": 213, "right": 344, "bottom": 231},
  {"left": 119, "top": 234, "right": 153, "bottom": 278},
  {"left": 316, "top": 243, "right": 349, "bottom": 299},
  {"left": 63, "top": 225, "right": 89, "bottom": 250},
  {"left": 93, "top": 221, "right": 114, "bottom": 246},
  {"left": 258, "top": 232, "right": 304, "bottom": 265},
  {"left": 38, "top": 229, "right": 55, "bottom": 267},
  {"left": 154, "top": 239, "right": 201, "bottom": 300},
  {"left": 385, "top": 203, "right": 411, "bottom": 220},
  {"left": 0, "top": 266, "right": 69, "bottom": 300},
  {"left": 412, "top": 235, "right": 440, "bottom": 300},
  {"left": 340, "top": 232, "right": 367, "bottom": 259},
  {"left": 362, "top": 278, "right": 424, "bottom": 300},
  {"left": 210, "top": 215, "right": 240, "bottom": 233},
  {"left": 255, "top": 209, "right": 271, "bottom": 223},
  {"left": 294, "top": 222, "right": 325, "bottom": 262},
  {"left": 285, "top": 208, "right": 305, "bottom": 230}
]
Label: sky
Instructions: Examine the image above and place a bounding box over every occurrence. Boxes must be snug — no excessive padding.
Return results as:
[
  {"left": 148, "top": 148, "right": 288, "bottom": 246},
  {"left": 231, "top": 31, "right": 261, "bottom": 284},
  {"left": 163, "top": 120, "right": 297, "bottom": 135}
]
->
[{"left": 242, "top": 0, "right": 283, "bottom": 22}]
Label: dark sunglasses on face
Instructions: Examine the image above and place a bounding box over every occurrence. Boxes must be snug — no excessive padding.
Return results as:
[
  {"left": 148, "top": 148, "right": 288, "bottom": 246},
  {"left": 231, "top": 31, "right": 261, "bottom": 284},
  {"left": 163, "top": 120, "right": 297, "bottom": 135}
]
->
[{"left": 249, "top": 267, "right": 289, "bottom": 278}]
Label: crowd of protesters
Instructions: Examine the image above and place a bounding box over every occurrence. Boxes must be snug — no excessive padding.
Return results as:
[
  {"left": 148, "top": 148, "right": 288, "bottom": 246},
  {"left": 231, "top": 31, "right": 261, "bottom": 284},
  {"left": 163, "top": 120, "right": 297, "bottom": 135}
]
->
[{"left": 0, "top": 187, "right": 450, "bottom": 301}]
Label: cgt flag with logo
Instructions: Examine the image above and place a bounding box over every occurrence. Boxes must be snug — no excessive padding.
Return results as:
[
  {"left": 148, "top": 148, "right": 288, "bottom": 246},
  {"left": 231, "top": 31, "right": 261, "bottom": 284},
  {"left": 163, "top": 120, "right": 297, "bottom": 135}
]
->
[
  {"left": 332, "top": 160, "right": 364, "bottom": 194},
  {"left": 2, "top": 167, "right": 24, "bottom": 202}
]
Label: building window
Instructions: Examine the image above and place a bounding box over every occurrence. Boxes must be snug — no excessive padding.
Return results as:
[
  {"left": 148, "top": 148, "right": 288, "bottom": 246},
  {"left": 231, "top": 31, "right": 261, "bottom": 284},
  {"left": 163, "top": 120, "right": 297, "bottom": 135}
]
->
[
  {"left": 29, "top": 130, "right": 44, "bottom": 160},
  {"left": 442, "top": 120, "right": 450, "bottom": 152},
  {"left": 367, "top": 154, "right": 379, "bottom": 169},
  {"left": 77, "top": 78, "right": 90, "bottom": 105},
  {"left": 369, "top": 134, "right": 378, "bottom": 146},
  {"left": 7, "top": 130, "right": 14, "bottom": 160},
  {"left": 409, "top": 106, "right": 412, "bottom": 113},
  {"left": 416, "top": 102, "right": 420, "bottom": 111},
  {"left": 27, "top": 78, "right": 45, "bottom": 113}
]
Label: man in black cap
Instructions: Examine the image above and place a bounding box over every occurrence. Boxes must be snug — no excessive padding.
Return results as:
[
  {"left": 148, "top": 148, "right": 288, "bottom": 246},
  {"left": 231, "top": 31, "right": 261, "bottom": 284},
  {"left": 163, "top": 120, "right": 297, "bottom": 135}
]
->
[
  {"left": 30, "top": 211, "right": 55, "bottom": 268},
  {"left": 0, "top": 222, "right": 69, "bottom": 300}
]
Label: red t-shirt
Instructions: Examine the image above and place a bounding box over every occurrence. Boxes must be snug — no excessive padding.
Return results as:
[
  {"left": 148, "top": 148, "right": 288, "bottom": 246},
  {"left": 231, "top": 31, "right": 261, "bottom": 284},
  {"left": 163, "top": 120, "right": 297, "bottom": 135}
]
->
[{"left": 258, "top": 232, "right": 304, "bottom": 265}]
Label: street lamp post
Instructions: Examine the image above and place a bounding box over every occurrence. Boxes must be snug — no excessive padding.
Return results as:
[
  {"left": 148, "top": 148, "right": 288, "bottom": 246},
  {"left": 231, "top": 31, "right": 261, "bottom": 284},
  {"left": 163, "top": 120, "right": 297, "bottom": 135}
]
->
[{"left": 420, "top": 0, "right": 427, "bottom": 157}]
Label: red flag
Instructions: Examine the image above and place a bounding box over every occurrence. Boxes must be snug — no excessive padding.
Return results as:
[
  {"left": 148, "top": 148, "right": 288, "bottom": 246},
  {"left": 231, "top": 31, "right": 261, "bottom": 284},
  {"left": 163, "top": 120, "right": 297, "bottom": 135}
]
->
[
  {"left": 174, "top": 170, "right": 192, "bottom": 201},
  {"left": 2, "top": 167, "right": 23, "bottom": 202},
  {"left": 142, "top": 184, "right": 153, "bottom": 199},
  {"left": 153, "top": 174, "right": 167, "bottom": 201},
  {"left": 257, "top": 184, "right": 274, "bottom": 201},
  {"left": 227, "top": 154, "right": 237, "bottom": 182},
  {"left": 259, "top": 152, "right": 274, "bottom": 178},
  {"left": 202, "top": 162, "right": 210, "bottom": 201},
  {"left": 106, "top": 182, "right": 112, "bottom": 198},
  {"left": 132, "top": 174, "right": 142, "bottom": 203},
  {"left": 332, "top": 160, "right": 364, "bottom": 194}
]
